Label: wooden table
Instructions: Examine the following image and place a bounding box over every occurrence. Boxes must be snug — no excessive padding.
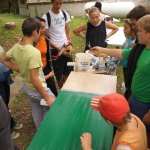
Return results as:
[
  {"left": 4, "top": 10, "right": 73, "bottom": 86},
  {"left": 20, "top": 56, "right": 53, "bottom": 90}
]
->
[
  {"left": 62, "top": 71, "right": 117, "bottom": 95},
  {"left": 28, "top": 72, "right": 117, "bottom": 150}
]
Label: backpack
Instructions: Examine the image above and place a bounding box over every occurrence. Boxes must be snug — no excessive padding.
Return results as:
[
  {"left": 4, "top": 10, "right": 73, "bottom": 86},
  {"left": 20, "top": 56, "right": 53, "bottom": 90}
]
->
[{"left": 46, "top": 10, "right": 67, "bottom": 28}]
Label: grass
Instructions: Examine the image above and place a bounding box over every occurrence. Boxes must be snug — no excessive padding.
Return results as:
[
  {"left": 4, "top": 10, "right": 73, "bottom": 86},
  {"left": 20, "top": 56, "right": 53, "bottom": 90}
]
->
[
  {"left": 0, "top": 13, "right": 25, "bottom": 50},
  {"left": 0, "top": 13, "right": 124, "bottom": 149}
]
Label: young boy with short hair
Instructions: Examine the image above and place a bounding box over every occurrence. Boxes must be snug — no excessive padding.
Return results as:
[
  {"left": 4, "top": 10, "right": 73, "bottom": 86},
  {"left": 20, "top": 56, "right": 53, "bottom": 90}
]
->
[
  {"left": 0, "top": 17, "right": 55, "bottom": 128},
  {"left": 80, "top": 93, "right": 147, "bottom": 150}
]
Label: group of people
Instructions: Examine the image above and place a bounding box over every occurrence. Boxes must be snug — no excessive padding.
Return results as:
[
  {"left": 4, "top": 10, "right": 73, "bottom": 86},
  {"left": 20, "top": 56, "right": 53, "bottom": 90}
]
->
[
  {"left": 0, "top": 0, "right": 150, "bottom": 149},
  {"left": 84, "top": 5, "right": 150, "bottom": 150}
]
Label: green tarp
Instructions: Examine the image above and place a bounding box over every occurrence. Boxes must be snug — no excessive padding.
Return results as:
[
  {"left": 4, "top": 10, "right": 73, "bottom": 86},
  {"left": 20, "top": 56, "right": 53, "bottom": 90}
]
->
[{"left": 28, "top": 90, "right": 113, "bottom": 150}]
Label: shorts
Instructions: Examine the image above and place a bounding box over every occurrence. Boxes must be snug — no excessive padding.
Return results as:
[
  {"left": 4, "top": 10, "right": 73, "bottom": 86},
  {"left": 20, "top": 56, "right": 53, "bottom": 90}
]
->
[{"left": 128, "top": 95, "right": 150, "bottom": 132}]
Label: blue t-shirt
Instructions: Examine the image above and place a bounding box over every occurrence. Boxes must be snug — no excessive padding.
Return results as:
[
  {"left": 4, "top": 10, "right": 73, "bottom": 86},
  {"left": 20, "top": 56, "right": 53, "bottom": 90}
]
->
[
  {"left": 0, "top": 63, "right": 9, "bottom": 74},
  {"left": 119, "top": 37, "right": 136, "bottom": 67}
]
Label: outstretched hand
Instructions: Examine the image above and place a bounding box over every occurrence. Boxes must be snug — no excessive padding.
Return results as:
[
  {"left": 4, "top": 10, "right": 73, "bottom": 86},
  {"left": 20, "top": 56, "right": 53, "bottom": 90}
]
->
[
  {"left": 80, "top": 133, "right": 92, "bottom": 150},
  {"left": 90, "top": 46, "right": 101, "bottom": 56}
]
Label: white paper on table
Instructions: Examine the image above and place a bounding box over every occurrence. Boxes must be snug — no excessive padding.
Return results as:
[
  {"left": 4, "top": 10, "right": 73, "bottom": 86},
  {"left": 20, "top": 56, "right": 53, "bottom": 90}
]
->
[{"left": 107, "top": 27, "right": 125, "bottom": 47}]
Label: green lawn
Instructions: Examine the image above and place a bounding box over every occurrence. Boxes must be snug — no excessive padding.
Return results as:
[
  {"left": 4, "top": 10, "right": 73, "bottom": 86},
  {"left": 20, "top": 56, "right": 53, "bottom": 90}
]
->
[
  {"left": 0, "top": 13, "right": 24, "bottom": 50},
  {"left": 0, "top": 14, "right": 87, "bottom": 51}
]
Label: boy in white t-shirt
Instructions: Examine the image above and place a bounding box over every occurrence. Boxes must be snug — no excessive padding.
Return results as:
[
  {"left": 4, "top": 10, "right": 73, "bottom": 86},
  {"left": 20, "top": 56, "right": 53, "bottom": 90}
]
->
[{"left": 42, "top": 0, "right": 73, "bottom": 88}]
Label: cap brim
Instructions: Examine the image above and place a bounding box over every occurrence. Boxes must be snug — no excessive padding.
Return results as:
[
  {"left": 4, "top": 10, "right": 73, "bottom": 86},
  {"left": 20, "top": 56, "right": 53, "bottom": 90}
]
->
[{"left": 90, "top": 96, "right": 102, "bottom": 111}]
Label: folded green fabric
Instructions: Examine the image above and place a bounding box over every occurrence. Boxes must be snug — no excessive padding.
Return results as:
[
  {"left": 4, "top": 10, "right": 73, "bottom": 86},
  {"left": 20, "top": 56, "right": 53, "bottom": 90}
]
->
[{"left": 28, "top": 90, "right": 113, "bottom": 150}]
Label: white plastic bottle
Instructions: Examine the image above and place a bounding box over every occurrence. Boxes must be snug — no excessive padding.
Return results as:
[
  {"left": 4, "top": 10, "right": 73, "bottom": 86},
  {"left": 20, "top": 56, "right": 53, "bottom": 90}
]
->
[{"left": 121, "top": 82, "right": 126, "bottom": 94}]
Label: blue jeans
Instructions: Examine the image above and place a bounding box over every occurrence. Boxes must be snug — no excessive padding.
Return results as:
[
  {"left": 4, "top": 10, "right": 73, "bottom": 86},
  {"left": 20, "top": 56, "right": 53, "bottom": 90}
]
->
[
  {"left": 0, "top": 80, "right": 16, "bottom": 130},
  {"left": 128, "top": 95, "right": 150, "bottom": 132}
]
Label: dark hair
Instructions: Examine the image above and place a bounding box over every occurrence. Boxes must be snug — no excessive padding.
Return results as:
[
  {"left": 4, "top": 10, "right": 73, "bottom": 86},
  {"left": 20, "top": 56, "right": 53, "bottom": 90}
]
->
[
  {"left": 104, "top": 17, "right": 113, "bottom": 22},
  {"left": 123, "top": 112, "right": 131, "bottom": 121},
  {"left": 35, "top": 16, "right": 45, "bottom": 22},
  {"left": 124, "top": 19, "right": 132, "bottom": 28},
  {"left": 126, "top": 5, "right": 150, "bottom": 20},
  {"left": 95, "top": 1, "right": 102, "bottom": 12},
  {"left": 51, "top": 0, "right": 55, "bottom": 3},
  {"left": 22, "top": 17, "right": 41, "bottom": 37}
]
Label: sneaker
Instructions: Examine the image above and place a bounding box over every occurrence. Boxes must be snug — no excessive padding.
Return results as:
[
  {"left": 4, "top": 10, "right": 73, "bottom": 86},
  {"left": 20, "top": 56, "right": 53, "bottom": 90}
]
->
[
  {"left": 11, "top": 131, "right": 20, "bottom": 140},
  {"left": 13, "top": 123, "right": 23, "bottom": 130}
]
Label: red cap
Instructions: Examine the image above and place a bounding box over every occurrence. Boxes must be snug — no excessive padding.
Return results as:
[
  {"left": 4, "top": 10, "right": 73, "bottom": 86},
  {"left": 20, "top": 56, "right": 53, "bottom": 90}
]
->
[{"left": 91, "top": 93, "right": 130, "bottom": 123}]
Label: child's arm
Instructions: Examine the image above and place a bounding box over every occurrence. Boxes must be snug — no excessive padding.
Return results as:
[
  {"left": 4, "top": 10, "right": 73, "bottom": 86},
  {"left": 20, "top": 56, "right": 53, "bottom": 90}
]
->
[
  {"left": 49, "top": 39, "right": 61, "bottom": 51},
  {"left": 73, "top": 24, "right": 87, "bottom": 39},
  {"left": 1, "top": 54, "right": 19, "bottom": 72},
  {"left": 65, "top": 22, "right": 72, "bottom": 43},
  {"left": 45, "top": 71, "right": 54, "bottom": 80},
  {"left": 30, "top": 68, "right": 54, "bottom": 106},
  {"left": 105, "top": 22, "right": 119, "bottom": 39},
  {"left": 44, "top": 31, "right": 61, "bottom": 51},
  {"left": 90, "top": 46, "right": 123, "bottom": 59},
  {"left": 80, "top": 133, "right": 92, "bottom": 150},
  {"left": 142, "top": 110, "right": 150, "bottom": 125}
]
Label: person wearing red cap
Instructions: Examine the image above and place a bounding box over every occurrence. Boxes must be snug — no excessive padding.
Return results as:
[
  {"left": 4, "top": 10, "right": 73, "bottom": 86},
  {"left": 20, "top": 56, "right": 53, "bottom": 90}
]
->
[{"left": 80, "top": 93, "right": 147, "bottom": 150}]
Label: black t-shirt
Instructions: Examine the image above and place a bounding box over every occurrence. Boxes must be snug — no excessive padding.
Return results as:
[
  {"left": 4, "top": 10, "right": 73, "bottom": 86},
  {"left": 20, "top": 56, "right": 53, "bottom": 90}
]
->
[{"left": 85, "top": 20, "right": 107, "bottom": 51}]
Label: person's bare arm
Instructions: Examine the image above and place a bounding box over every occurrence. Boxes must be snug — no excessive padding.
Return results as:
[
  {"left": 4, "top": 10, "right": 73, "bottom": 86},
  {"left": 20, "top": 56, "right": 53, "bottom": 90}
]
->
[
  {"left": 65, "top": 22, "right": 72, "bottom": 43},
  {"left": 30, "top": 68, "right": 54, "bottom": 105},
  {"left": 45, "top": 71, "right": 54, "bottom": 80},
  {"left": 106, "top": 22, "right": 119, "bottom": 39},
  {"left": 142, "top": 110, "right": 150, "bottom": 125},
  {"left": 80, "top": 133, "right": 92, "bottom": 150},
  {"left": 1, "top": 54, "right": 19, "bottom": 72},
  {"left": 73, "top": 24, "right": 87, "bottom": 39},
  {"left": 50, "top": 39, "right": 61, "bottom": 51},
  {"left": 44, "top": 29, "right": 61, "bottom": 51},
  {"left": 90, "top": 46, "right": 123, "bottom": 59}
]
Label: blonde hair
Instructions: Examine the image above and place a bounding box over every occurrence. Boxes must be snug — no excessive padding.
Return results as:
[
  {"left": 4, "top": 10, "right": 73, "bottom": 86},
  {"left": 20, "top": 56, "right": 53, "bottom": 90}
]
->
[
  {"left": 89, "top": 7, "right": 100, "bottom": 16},
  {"left": 138, "top": 15, "right": 150, "bottom": 32}
]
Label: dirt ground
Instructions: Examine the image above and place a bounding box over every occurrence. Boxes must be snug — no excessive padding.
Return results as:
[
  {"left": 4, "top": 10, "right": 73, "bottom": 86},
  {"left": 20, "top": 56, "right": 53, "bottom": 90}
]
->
[{"left": 9, "top": 75, "right": 36, "bottom": 149}]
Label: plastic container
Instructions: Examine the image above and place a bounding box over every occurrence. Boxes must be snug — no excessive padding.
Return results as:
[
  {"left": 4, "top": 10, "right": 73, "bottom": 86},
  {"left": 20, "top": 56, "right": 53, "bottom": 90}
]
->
[
  {"left": 75, "top": 53, "right": 92, "bottom": 72},
  {"left": 98, "top": 58, "right": 106, "bottom": 70},
  {"left": 121, "top": 82, "right": 126, "bottom": 94}
]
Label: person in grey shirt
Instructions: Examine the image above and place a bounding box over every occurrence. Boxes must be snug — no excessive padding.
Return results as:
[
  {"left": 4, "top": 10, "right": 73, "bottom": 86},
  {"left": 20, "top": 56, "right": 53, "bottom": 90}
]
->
[{"left": 0, "top": 96, "right": 15, "bottom": 150}]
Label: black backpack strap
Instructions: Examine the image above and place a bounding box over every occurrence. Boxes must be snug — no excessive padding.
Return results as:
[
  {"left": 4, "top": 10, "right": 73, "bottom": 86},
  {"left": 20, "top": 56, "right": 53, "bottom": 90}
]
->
[
  {"left": 62, "top": 10, "right": 67, "bottom": 22},
  {"left": 46, "top": 12, "right": 51, "bottom": 28},
  {"left": 46, "top": 10, "right": 67, "bottom": 28}
]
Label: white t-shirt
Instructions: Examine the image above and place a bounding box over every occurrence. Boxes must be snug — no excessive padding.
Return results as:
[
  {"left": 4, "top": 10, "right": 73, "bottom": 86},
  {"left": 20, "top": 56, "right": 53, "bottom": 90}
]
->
[{"left": 43, "top": 10, "right": 71, "bottom": 48}]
